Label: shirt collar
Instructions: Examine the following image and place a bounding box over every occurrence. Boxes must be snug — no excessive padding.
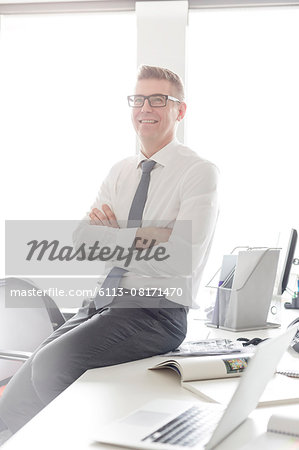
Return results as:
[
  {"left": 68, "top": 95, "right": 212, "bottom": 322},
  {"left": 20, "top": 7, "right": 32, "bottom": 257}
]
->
[{"left": 136, "top": 137, "right": 179, "bottom": 168}]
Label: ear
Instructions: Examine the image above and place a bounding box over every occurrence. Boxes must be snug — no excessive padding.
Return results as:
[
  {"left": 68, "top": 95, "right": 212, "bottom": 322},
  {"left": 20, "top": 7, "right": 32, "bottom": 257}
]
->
[{"left": 177, "top": 102, "right": 187, "bottom": 121}]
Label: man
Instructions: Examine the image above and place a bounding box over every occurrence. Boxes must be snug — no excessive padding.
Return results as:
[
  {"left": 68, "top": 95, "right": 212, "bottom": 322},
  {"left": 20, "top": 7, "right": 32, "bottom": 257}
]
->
[{"left": 0, "top": 65, "right": 218, "bottom": 437}]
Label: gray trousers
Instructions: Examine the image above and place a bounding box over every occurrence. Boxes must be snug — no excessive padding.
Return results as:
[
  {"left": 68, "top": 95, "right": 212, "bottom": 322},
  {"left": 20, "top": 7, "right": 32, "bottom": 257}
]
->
[{"left": 0, "top": 295, "right": 187, "bottom": 434}]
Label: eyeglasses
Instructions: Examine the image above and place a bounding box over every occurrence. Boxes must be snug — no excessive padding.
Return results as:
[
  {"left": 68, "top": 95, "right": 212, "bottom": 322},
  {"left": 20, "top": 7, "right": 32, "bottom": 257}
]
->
[{"left": 127, "top": 94, "right": 181, "bottom": 108}]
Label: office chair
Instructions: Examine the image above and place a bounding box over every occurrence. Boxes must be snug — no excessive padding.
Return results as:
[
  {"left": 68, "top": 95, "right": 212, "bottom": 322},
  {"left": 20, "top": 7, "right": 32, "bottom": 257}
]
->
[{"left": 0, "top": 277, "right": 65, "bottom": 387}]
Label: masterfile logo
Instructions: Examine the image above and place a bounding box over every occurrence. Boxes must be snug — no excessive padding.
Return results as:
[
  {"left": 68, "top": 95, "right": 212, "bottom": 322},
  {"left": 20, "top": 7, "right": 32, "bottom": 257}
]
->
[
  {"left": 5, "top": 220, "right": 192, "bottom": 276},
  {"left": 5, "top": 219, "right": 193, "bottom": 308}
]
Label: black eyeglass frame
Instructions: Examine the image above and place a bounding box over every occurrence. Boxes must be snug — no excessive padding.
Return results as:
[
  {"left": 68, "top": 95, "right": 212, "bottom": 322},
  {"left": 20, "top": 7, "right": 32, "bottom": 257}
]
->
[{"left": 127, "top": 94, "right": 181, "bottom": 108}]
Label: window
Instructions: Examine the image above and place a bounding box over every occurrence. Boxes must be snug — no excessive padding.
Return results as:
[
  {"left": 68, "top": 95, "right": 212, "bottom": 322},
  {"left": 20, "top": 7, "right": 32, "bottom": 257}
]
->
[
  {"left": 186, "top": 7, "right": 299, "bottom": 282},
  {"left": 0, "top": 12, "right": 136, "bottom": 275}
]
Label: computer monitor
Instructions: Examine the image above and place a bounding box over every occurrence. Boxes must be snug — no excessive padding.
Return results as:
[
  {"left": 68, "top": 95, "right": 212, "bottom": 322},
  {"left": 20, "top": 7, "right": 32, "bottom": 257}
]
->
[{"left": 277, "top": 228, "right": 298, "bottom": 296}]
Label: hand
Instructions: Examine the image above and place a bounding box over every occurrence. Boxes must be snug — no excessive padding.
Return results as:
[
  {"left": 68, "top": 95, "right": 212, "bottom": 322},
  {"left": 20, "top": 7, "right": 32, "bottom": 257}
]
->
[
  {"left": 89, "top": 204, "right": 119, "bottom": 228},
  {"left": 135, "top": 227, "right": 172, "bottom": 249}
]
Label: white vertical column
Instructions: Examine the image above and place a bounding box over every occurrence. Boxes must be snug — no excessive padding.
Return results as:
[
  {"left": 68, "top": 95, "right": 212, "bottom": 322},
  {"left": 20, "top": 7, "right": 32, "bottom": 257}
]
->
[{"left": 136, "top": 1, "right": 188, "bottom": 142}]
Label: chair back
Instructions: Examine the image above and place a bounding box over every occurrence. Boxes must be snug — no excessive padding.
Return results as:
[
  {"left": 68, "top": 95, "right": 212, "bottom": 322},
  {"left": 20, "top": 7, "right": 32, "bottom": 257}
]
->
[{"left": 0, "top": 278, "right": 62, "bottom": 381}]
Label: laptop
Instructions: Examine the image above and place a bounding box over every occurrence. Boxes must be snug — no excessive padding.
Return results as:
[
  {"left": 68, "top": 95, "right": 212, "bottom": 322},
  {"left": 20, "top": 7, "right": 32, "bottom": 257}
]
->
[{"left": 94, "top": 325, "right": 298, "bottom": 449}]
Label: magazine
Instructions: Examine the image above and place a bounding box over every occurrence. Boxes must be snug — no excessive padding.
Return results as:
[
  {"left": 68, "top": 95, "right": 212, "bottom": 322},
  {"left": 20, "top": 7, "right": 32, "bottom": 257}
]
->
[{"left": 163, "top": 339, "right": 246, "bottom": 357}]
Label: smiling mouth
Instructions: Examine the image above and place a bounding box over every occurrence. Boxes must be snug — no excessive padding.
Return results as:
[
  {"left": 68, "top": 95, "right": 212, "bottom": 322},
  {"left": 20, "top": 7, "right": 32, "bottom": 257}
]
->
[{"left": 139, "top": 119, "right": 158, "bottom": 124}]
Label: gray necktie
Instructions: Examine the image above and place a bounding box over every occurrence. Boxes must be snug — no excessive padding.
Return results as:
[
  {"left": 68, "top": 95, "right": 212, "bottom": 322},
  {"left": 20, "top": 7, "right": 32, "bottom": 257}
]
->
[
  {"left": 92, "top": 159, "right": 156, "bottom": 311},
  {"left": 127, "top": 159, "right": 156, "bottom": 228}
]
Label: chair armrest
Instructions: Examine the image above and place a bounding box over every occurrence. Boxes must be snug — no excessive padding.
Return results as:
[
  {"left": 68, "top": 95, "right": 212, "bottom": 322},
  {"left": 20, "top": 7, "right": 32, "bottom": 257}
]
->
[{"left": 0, "top": 350, "right": 32, "bottom": 362}]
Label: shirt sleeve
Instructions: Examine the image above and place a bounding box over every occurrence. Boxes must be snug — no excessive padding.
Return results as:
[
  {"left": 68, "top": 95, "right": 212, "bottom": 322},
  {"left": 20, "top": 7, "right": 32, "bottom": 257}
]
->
[
  {"left": 113, "top": 161, "right": 219, "bottom": 278},
  {"left": 73, "top": 165, "right": 138, "bottom": 252}
]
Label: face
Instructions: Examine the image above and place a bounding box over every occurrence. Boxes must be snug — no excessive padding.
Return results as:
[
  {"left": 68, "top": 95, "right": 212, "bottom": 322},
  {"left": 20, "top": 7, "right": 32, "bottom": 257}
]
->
[{"left": 131, "top": 78, "right": 186, "bottom": 149}]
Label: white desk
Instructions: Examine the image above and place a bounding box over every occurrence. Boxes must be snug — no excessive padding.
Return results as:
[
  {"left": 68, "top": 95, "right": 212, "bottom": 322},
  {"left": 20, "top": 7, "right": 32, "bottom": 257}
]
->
[{"left": 2, "top": 307, "right": 299, "bottom": 450}]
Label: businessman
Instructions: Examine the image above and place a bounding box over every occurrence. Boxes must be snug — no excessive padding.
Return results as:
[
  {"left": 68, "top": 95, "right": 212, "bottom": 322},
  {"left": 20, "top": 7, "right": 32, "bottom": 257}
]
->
[{"left": 0, "top": 65, "right": 219, "bottom": 437}]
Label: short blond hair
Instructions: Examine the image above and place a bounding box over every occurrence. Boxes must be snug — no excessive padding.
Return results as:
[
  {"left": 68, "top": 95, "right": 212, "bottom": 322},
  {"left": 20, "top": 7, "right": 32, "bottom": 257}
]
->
[{"left": 137, "top": 65, "right": 185, "bottom": 101}]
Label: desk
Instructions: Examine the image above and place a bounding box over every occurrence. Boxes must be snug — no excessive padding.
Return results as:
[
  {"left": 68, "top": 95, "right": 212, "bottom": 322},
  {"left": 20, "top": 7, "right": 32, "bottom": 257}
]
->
[{"left": 2, "top": 307, "right": 299, "bottom": 450}]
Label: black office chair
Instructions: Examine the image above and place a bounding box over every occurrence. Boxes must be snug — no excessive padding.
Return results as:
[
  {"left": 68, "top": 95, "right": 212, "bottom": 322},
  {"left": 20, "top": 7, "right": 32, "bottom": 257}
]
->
[{"left": 0, "top": 278, "right": 66, "bottom": 388}]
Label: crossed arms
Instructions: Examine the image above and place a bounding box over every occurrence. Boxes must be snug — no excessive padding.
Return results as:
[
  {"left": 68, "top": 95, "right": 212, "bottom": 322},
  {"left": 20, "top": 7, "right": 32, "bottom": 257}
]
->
[
  {"left": 89, "top": 204, "right": 171, "bottom": 249},
  {"left": 73, "top": 160, "right": 219, "bottom": 280}
]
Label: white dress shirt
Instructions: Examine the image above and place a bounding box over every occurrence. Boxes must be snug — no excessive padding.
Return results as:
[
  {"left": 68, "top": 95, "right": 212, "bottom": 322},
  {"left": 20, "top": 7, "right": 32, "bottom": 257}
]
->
[{"left": 73, "top": 138, "right": 219, "bottom": 307}]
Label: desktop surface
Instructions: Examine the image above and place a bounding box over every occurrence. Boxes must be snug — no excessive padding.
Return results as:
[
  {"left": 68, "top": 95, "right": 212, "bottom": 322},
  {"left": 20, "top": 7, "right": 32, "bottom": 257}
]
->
[{"left": 2, "top": 305, "right": 299, "bottom": 450}]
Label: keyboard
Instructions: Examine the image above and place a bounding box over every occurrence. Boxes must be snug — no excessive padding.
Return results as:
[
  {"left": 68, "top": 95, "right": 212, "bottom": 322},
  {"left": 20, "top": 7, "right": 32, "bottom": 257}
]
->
[{"left": 142, "top": 405, "right": 223, "bottom": 447}]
